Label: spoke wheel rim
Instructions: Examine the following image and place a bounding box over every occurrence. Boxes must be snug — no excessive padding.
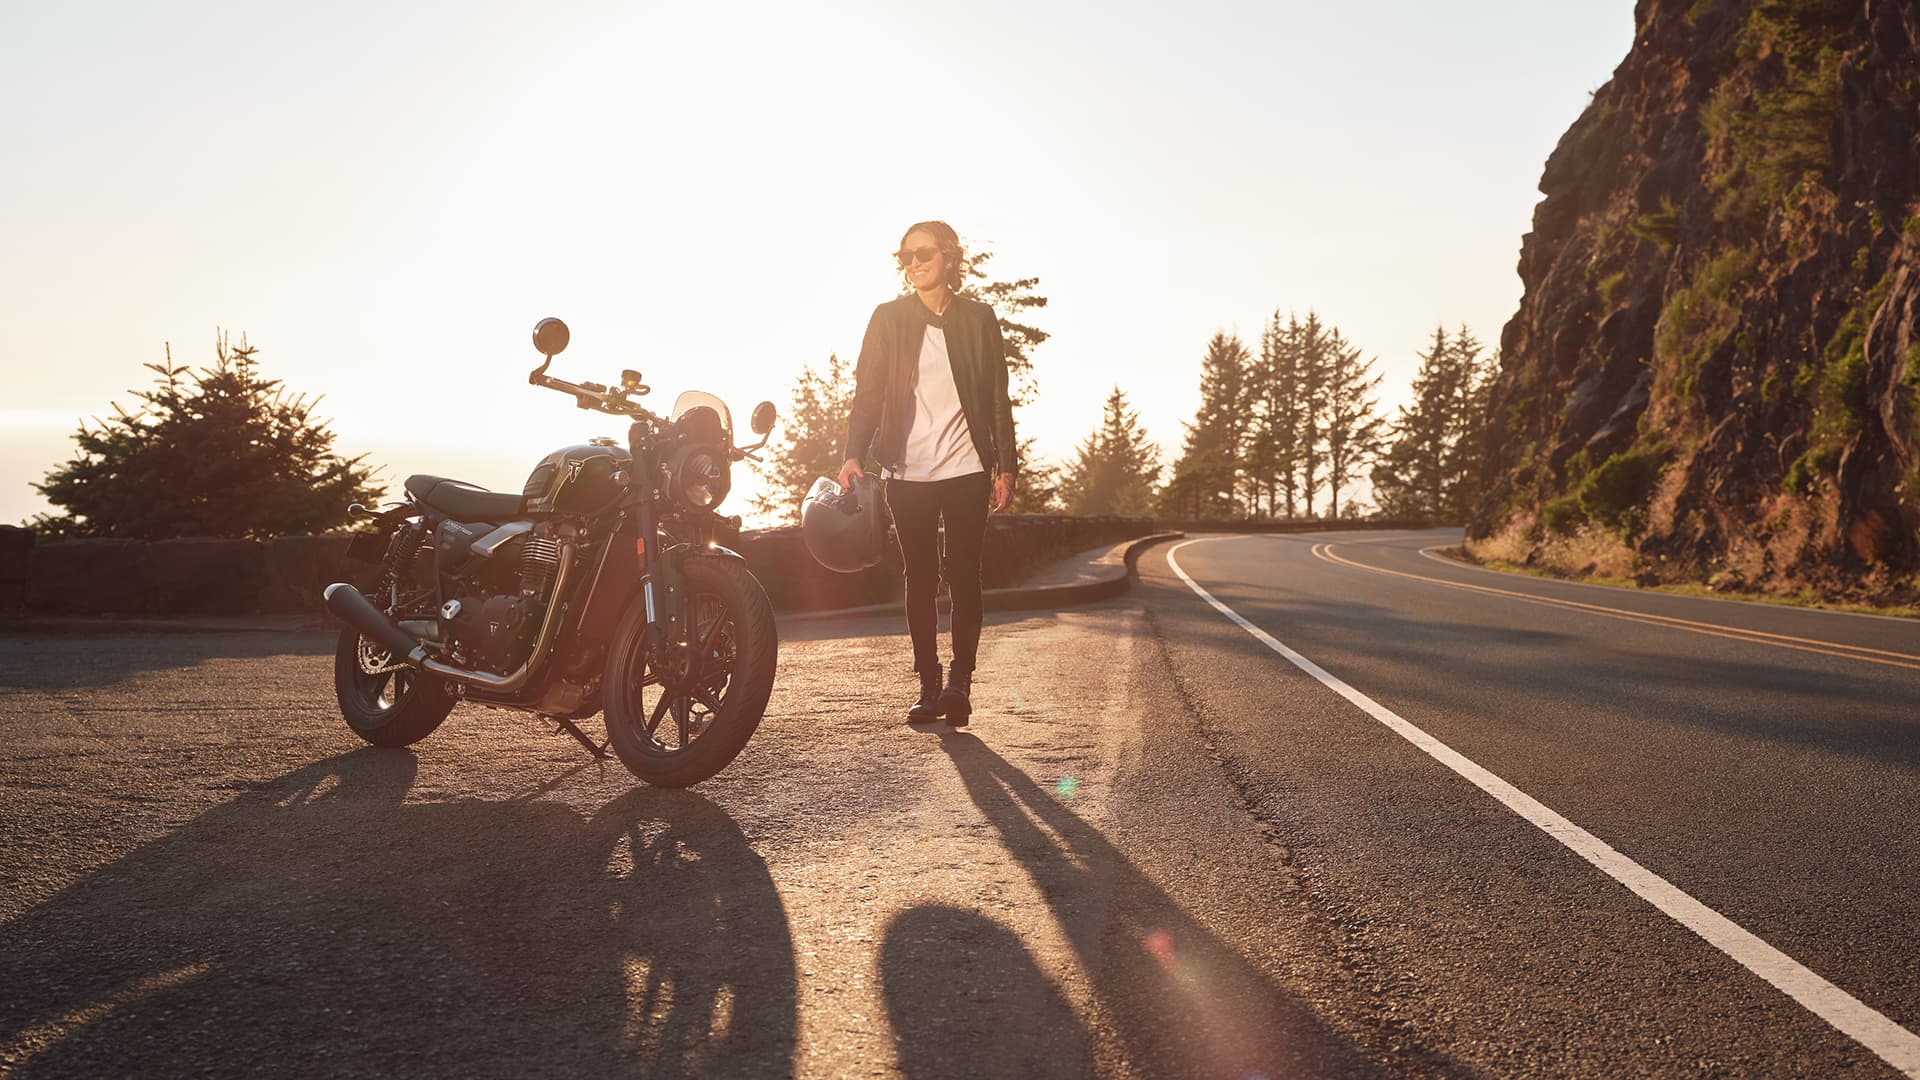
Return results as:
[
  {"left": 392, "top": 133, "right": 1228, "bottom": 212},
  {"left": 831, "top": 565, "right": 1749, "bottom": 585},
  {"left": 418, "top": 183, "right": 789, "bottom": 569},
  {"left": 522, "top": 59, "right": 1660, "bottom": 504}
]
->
[{"left": 624, "top": 592, "right": 736, "bottom": 756}]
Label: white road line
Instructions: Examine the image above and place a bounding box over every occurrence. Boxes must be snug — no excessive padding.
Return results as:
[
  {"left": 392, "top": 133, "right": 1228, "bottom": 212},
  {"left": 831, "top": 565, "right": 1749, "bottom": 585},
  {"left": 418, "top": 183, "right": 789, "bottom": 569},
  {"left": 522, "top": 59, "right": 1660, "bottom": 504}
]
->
[{"left": 1164, "top": 536, "right": 1920, "bottom": 1077}]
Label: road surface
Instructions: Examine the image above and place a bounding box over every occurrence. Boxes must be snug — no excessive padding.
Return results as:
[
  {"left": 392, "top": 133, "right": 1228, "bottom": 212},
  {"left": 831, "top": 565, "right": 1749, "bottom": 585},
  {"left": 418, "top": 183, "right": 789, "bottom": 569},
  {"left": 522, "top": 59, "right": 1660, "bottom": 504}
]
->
[{"left": 2, "top": 528, "right": 1915, "bottom": 1077}]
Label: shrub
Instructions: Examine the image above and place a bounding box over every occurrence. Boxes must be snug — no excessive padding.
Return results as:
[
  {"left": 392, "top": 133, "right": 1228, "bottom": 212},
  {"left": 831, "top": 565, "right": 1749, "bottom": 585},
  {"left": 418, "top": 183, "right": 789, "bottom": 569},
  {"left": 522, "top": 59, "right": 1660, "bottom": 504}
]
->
[
  {"left": 1654, "top": 248, "right": 1756, "bottom": 400},
  {"left": 1597, "top": 270, "right": 1628, "bottom": 307},
  {"left": 1541, "top": 494, "right": 1585, "bottom": 534},
  {"left": 1630, "top": 197, "right": 1681, "bottom": 250},
  {"left": 1579, "top": 446, "right": 1667, "bottom": 534}
]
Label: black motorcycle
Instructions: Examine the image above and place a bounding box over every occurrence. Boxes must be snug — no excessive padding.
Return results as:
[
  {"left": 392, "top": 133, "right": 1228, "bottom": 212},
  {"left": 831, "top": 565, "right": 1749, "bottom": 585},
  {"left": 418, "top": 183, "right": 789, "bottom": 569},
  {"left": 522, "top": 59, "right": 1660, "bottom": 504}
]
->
[{"left": 323, "top": 318, "right": 780, "bottom": 788}]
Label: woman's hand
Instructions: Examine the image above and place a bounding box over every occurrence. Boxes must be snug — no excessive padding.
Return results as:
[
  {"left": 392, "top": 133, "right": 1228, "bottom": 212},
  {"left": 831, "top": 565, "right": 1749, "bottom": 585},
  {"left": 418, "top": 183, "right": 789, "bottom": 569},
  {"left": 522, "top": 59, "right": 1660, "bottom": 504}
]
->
[
  {"left": 990, "top": 472, "right": 1014, "bottom": 513},
  {"left": 838, "top": 457, "right": 866, "bottom": 492}
]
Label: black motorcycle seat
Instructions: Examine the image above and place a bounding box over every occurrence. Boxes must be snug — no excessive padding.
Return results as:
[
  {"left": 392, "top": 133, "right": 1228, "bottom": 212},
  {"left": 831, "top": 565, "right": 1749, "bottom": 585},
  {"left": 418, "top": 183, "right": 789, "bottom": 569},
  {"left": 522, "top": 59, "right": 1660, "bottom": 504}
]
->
[{"left": 404, "top": 475, "right": 526, "bottom": 521}]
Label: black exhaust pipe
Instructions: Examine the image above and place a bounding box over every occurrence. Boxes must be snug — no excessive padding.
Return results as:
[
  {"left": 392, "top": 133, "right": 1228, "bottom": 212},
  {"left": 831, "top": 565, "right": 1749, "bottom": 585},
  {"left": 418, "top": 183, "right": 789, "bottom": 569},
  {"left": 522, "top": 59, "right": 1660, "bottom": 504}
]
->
[{"left": 324, "top": 583, "right": 429, "bottom": 665}]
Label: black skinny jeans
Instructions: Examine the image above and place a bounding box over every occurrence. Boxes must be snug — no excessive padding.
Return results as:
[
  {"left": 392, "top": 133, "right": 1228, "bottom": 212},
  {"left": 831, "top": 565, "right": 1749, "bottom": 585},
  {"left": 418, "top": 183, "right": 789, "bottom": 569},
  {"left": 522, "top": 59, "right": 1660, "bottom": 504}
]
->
[{"left": 883, "top": 471, "right": 990, "bottom": 676}]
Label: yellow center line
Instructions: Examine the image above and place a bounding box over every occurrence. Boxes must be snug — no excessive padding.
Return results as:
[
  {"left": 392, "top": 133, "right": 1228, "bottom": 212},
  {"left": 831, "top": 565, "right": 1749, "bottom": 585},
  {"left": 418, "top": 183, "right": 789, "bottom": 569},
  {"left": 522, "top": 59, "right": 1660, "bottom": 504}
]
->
[{"left": 1310, "top": 543, "right": 1920, "bottom": 674}]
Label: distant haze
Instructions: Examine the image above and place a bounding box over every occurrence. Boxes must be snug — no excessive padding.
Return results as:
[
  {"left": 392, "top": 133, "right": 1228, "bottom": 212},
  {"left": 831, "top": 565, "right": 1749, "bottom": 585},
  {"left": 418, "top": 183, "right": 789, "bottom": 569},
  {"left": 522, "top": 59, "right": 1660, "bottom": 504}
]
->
[{"left": 1, "top": 1, "right": 1632, "bottom": 528}]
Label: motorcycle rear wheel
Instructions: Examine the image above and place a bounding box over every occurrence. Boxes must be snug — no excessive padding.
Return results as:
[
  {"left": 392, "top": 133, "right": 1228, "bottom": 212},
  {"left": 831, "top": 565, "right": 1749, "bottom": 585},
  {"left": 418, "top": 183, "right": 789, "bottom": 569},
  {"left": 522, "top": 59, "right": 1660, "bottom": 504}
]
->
[
  {"left": 333, "top": 627, "right": 458, "bottom": 748},
  {"left": 603, "top": 558, "right": 778, "bottom": 788}
]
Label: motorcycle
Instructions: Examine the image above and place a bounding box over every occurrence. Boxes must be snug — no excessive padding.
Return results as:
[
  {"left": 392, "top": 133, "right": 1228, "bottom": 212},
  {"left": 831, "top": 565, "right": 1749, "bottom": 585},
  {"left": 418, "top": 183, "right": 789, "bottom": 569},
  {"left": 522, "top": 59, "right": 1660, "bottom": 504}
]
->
[{"left": 322, "top": 317, "right": 781, "bottom": 788}]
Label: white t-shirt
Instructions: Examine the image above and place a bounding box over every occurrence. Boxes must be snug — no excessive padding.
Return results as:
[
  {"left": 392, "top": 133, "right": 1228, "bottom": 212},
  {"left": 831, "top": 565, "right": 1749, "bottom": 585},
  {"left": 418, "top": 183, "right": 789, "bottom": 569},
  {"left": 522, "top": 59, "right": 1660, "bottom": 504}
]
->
[{"left": 883, "top": 324, "right": 986, "bottom": 482}]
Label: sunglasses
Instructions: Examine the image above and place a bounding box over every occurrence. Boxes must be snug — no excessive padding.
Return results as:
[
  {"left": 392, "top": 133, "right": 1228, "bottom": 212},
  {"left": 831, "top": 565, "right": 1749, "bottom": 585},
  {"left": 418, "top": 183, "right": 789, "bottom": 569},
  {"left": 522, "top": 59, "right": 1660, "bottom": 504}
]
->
[{"left": 895, "top": 246, "right": 942, "bottom": 268}]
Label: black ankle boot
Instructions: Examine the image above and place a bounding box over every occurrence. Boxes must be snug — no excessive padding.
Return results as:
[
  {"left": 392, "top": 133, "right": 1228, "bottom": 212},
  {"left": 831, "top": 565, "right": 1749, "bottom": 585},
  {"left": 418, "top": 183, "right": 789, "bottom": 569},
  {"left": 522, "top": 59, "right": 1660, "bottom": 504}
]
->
[
  {"left": 939, "top": 669, "right": 972, "bottom": 727},
  {"left": 907, "top": 664, "right": 944, "bottom": 723}
]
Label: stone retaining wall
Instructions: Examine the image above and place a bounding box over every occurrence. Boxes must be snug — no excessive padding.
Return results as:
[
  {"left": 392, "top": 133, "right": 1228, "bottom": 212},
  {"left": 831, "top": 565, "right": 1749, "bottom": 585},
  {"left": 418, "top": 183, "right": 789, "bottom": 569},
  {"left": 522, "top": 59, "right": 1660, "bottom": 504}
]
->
[
  {"left": 0, "top": 517, "right": 1445, "bottom": 617},
  {"left": 1, "top": 517, "right": 1156, "bottom": 617}
]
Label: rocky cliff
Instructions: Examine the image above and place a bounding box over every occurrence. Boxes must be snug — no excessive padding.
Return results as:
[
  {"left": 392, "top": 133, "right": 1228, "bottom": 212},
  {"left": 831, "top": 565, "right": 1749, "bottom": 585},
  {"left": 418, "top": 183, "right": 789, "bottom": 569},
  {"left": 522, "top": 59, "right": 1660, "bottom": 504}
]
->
[{"left": 1469, "top": 0, "right": 1920, "bottom": 602}]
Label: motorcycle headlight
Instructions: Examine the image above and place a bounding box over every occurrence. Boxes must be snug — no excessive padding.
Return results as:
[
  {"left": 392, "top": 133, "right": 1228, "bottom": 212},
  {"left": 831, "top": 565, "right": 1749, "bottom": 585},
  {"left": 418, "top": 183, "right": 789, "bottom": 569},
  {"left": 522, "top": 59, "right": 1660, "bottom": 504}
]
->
[{"left": 668, "top": 443, "right": 731, "bottom": 511}]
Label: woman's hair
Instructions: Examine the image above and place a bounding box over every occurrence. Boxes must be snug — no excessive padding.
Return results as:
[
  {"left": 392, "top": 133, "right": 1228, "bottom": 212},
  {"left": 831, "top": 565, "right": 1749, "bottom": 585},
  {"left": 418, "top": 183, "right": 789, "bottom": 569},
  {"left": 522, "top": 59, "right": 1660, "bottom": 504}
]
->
[{"left": 897, "top": 220, "right": 967, "bottom": 293}]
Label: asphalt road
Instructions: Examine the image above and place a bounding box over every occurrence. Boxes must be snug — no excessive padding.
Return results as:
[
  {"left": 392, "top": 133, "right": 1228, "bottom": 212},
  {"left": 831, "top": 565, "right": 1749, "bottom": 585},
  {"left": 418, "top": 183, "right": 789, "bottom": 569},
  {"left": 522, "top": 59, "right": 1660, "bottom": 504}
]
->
[{"left": 2, "top": 528, "right": 1915, "bottom": 1078}]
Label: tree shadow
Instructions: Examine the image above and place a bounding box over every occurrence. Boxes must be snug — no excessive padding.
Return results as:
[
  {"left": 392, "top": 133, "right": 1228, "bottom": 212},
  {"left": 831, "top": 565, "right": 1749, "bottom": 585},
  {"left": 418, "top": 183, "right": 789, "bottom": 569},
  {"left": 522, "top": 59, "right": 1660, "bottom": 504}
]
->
[
  {"left": 880, "top": 904, "right": 1095, "bottom": 1079},
  {"left": 905, "top": 734, "right": 1420, "bottom": 1079},
  {"left": 0, "top": 630, "right": 333, "bottom": 692},
  {"left": 0, "top": 750, "right": 797, "bottom": 1078}
]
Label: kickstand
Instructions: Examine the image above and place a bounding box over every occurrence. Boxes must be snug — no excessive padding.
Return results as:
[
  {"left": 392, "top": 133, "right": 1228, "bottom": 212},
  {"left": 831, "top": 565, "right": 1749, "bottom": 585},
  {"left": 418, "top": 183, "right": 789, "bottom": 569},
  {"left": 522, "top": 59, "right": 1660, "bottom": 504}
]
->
[{"left": 547, "top": 715, "right": 610, "bottom": 759}]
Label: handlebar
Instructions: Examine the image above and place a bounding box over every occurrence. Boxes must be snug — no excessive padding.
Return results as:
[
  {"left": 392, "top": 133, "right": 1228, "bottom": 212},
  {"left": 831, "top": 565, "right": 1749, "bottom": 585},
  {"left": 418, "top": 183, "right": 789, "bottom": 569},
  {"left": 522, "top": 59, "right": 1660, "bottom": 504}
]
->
[
  {"left": 529, "top": 363, "right": 660, "bottom": 421},
  {"left": 526, "top": 359, "right": 766, "bottom": 463}
]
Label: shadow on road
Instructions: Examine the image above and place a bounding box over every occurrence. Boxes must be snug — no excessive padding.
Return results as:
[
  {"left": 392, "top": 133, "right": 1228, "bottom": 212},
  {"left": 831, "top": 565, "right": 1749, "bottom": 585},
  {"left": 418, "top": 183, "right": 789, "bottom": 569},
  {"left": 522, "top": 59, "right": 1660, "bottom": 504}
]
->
[
  {"left": 0, "top": 631, "right": 332, "bottom": 692},
  {"left": 881, "top": 903, "right": 1095, "bottom": 1079},
  {"left": 0, "top": 750, "right": 797, "bottom": 1078},
  {"left": 899, "top": 734, "right": 1397, "bottom": 1080}
]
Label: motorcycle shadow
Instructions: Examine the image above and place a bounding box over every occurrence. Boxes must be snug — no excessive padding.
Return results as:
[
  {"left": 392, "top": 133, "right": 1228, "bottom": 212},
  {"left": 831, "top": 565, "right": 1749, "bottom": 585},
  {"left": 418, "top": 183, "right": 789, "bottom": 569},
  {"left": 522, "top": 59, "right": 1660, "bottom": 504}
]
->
[{"left": 0, "top": 750, "right": 797, "bottom": 1079}]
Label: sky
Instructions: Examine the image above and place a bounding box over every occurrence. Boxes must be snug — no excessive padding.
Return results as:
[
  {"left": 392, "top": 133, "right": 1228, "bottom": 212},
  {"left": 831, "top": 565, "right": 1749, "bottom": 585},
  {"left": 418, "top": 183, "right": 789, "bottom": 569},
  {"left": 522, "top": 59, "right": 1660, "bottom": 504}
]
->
[{"left": 1, "top": 1, "right": 1635, "bottom": 529}]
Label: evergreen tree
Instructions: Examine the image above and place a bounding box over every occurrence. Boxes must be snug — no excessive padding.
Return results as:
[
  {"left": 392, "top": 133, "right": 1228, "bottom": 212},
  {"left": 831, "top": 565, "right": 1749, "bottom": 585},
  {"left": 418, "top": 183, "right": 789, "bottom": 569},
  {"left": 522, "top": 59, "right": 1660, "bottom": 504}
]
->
[
  {"left": 1289, "top": 312, "right": 1334, "bottom": 519},
  {"left": 1370, "top": 324, "right": 1497, "bottom": 521},
  {"left": 1008, "top": 433, "right": 1063, "bottom": 513},
  {"left": 958, "top": 249, "right": 1048, "bottom": 409},
  {"left": 30, "top": 333, "right": 383, "bottom": 539},
  {"left": 1442, "top": 326, "right": 1496, "bottom": 520},
  {"left": 1153, "top": 455, "right": 1207, "bottom": 520},
  {"left": 750, "top": 352, "right": 856, "bottom": 525},
  {"left": 1062, "top": 388, "right": 1160, "bottom": 516},
  {"left": 1158, "top": 332, "right": 1251, "bottom": 520},
  {"left": 1371, "top": 327, "right": 1456, "bottom": 517},
  {"left": 1245, "top": 312, "right": 1303, "bottom": 519},
  {"left": 1320, "top": 328, "right": 1385, "bottom": 519}
]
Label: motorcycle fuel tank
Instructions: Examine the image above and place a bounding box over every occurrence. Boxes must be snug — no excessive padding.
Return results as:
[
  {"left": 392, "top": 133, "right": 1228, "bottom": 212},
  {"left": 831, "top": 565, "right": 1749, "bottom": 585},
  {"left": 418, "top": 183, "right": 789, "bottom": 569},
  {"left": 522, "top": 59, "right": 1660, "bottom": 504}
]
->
[{"left": 522, "top": 443, "right": 632, "bottom": 515}]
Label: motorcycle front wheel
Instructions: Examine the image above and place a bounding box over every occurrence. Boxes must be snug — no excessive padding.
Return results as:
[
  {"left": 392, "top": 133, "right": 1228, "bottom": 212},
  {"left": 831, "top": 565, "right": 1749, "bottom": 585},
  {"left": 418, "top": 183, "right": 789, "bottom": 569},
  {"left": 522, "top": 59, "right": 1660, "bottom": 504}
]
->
[{"left": 602, "top": 557, "right": 778, "bottom": 788}]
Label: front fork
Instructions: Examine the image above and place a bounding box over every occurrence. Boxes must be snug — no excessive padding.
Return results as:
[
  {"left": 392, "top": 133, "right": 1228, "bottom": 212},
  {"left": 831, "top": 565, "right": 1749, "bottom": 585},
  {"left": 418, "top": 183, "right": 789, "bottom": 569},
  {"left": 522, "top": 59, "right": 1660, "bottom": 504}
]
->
[{"left": 631, "top": 422, "right": 693, "bottom": 681}]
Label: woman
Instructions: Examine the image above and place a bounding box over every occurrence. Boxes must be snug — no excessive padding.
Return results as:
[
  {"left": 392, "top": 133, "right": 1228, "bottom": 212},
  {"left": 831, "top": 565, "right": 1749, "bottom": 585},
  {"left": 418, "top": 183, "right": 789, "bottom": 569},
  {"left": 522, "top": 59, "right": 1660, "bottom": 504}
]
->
[{"left": 840, "top": 220, "right": 1017, "bottom": 727}]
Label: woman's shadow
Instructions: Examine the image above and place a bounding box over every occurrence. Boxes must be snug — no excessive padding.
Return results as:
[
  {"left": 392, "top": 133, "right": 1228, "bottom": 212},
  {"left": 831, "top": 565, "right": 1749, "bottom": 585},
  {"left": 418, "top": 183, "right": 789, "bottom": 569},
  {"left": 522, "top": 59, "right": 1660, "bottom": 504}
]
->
[
  {"left": 881, "top": 733, "right": 1397, "bottom": 1080},
  {"left": 0, "top": 750, "right": 798, "bottom": 1079}
]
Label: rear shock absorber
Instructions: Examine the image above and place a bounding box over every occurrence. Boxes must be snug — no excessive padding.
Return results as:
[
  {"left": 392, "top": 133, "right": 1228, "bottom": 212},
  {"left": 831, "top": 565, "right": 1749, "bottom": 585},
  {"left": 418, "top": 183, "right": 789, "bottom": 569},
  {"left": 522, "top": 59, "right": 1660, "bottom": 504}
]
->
[{"left": 383, "top": 519, "right": 431, "bottom": 604}]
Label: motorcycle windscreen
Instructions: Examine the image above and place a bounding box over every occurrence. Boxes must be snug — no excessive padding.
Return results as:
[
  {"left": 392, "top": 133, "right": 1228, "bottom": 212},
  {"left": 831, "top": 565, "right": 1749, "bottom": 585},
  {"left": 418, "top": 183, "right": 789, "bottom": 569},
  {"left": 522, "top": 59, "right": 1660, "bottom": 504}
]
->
[{"left": 669, "top": 391, "right": 732, "bottom": 439}]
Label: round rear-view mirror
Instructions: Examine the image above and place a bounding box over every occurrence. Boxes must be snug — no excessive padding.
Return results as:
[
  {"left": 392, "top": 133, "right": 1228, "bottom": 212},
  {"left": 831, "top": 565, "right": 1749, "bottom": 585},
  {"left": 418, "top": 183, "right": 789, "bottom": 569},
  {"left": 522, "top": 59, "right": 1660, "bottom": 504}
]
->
[
  {"left": 750, "top": 401, "right": 777, "bottom": 435},
  {"left": 532, "top": 317, "right": 570, "bottom": 357}
]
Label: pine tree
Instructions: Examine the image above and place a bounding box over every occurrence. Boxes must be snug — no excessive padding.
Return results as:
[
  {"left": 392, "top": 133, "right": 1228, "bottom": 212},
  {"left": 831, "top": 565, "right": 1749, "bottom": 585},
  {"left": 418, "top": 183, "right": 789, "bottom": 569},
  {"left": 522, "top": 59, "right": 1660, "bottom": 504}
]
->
[
  {"left": 750, "top": 352, "right": 857, "bottom": 525},
  {"left": 1442, "top": 326, "right": 1496, "bottom": 520},
  {"left": 1246, "top": 312, "right": 1303, "bottom": 519},
  {"left": 1320, "top": 328, "right": 1385, "bottom": 519},
  {"left": 30, "top": 332, "right": 383, "bottom": 539},
  {"left": 1062, "top": 388, "right": 1160, "bottom": 516},
  {"left": 1294, "top": 312, "right": 1334, "bottom": 519},
  {"left": 958, "top": 249, "right": 1048, "bottom": 410},
  {"left": 1371, "top": 324, "right": 1497, "bottom": 521},
  {"left": 1153, "top": 455, "right": 1207, "bottom": 520},
  {"left": 1158, "top": 332, "right": 1251, "bottom": 521},
  {"left": 1371, "top": 327, "right": 1456, "bottom": 518},
  {"left": 1008, "top": 433, "right": 1063, "bottom": 513}
]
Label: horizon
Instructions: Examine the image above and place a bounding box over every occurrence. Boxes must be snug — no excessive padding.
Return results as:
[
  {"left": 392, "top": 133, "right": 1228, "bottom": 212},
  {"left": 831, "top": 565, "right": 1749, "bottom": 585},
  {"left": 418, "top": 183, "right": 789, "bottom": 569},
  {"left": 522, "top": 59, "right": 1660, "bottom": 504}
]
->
[{"left": 1, "top": 1, "right": 1633, "bottom": 529}]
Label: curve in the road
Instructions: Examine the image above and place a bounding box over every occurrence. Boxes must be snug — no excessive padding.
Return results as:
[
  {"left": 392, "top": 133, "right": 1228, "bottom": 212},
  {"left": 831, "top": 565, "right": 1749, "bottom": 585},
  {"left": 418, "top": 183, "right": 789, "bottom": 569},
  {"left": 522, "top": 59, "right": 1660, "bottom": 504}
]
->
[
  {"left": 1312, "top": 543, "right": 1920, "bottom": 672},
  {"left": 1166, "top": 535, "right": 1920, "bottom": 1079}
]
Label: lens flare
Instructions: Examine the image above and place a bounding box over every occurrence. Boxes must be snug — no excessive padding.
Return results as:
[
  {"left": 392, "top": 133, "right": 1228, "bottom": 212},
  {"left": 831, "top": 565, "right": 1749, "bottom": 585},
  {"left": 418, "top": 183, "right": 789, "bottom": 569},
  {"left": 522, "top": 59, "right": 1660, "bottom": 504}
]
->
[
  {"left": 1143, "top": 927, "right": 1176, "bottom": 968},
  {"left": 1054, "top": 776, "right": 1081, "bottom": 800}
]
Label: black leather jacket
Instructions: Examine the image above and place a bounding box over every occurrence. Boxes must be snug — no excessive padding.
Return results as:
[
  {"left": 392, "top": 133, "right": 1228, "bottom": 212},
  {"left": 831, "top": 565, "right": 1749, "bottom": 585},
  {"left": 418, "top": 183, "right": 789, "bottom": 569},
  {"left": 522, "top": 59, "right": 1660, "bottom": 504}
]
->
[{"left": 842, "top": 294, "right": 1018, "bottom": 479}]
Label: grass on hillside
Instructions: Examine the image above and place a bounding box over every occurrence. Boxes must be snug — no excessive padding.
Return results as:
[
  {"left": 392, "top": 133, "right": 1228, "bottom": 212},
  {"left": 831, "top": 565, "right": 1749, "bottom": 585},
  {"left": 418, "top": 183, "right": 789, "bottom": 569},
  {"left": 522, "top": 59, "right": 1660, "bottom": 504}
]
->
[{"left": 1434, "top": 547, "right": 1920, "bottom": 620}]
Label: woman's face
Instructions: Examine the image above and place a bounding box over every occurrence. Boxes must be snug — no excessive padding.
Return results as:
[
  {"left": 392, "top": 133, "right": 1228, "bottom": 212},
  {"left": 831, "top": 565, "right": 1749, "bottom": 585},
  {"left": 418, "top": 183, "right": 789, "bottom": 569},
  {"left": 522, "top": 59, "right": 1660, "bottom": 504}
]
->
[{"left": 898, "top": 229, "right": 948, "bottom": 292}]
